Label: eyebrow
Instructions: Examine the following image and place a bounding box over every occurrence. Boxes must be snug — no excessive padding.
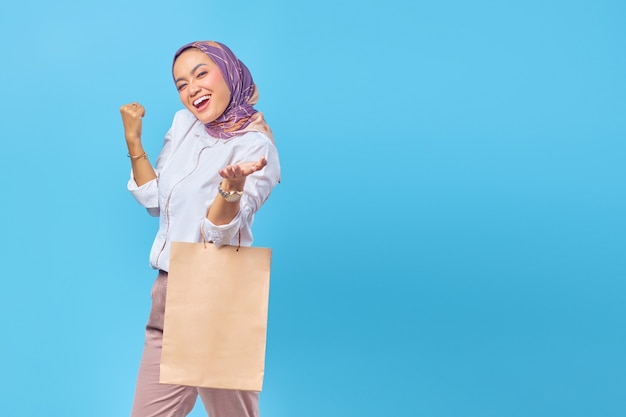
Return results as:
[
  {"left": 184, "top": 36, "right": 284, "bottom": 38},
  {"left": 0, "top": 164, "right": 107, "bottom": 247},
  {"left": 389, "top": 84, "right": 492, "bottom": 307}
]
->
[{"left": 174, "top": 63, "right": 207, "bottom": 84}]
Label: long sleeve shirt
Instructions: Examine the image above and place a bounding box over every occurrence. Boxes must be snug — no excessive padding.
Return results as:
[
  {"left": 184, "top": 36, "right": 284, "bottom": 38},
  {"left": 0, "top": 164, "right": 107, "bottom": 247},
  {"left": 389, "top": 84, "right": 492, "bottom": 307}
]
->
[{"left": 128, "top": 109, "right": 281, "bottom": 272}]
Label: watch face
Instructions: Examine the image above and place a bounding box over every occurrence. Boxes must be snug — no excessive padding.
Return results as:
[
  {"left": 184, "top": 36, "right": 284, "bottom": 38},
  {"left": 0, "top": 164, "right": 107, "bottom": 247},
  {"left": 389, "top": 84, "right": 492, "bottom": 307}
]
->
[
  {"left": 218, "top": 182, "right": 243, "bottom": 202},
  {"left": 225, "top": 193, "right": 242, "bottom": 203}
]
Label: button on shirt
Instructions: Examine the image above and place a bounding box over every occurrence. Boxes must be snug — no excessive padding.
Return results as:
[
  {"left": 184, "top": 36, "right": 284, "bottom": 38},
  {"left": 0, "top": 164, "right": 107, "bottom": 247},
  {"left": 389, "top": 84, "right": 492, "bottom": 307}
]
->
[{"left": 128, "top": 109, "right": 281, "bottom": 272}]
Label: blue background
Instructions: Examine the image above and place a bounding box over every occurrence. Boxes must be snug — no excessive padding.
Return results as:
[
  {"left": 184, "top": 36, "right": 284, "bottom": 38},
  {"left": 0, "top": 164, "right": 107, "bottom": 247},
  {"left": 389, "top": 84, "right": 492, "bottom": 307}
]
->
[{"left": 1, "top": 0, "right": 624, "bottom": 416}]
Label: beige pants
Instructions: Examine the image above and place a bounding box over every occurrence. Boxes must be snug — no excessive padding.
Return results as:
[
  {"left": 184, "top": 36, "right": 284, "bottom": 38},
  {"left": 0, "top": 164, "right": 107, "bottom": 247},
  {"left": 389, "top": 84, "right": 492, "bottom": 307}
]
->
[{"left": 130, "top": 271, "right": 259, "bottom": 417}]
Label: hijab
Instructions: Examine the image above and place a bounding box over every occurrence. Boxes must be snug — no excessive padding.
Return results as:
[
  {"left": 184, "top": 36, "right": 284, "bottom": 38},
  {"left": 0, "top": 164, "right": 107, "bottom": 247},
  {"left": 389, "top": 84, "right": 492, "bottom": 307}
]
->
[{"left": 173, "top": 41, "right": 274, "bottom": 143}]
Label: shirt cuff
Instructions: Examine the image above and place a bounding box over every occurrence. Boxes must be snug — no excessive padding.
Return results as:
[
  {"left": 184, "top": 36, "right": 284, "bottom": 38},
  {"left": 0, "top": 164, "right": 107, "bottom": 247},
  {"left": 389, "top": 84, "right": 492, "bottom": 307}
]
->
[
  {"left": 202, "top": 210, "right": 242, "bottom": 247},
  {"left": 127, "top": 174, "right": 159, "bottom": 209}
]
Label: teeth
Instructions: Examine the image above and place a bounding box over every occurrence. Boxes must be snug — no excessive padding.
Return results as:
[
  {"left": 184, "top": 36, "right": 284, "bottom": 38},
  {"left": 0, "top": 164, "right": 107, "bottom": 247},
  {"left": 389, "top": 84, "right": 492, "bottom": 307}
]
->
[{"left": 193, "top": 95, "right": 210, "bottom": 107}]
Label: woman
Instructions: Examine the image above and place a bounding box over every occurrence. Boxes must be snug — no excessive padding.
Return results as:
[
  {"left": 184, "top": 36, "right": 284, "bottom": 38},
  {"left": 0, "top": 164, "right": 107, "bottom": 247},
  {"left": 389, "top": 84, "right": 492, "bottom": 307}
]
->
[{"left": 120, "top": 41, "right": 280, "bottom": 417}]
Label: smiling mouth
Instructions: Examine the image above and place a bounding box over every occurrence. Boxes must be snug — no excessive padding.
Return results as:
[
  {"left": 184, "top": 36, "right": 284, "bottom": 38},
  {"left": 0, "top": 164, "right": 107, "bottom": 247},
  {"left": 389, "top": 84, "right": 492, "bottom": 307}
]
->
[{"left": 193, "top": 95, "right": 210, "bottom": 108}]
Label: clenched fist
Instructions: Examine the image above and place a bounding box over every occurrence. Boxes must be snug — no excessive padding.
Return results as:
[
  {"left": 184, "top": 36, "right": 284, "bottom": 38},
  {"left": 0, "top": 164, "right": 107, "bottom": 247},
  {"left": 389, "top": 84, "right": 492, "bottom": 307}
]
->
[{"left": 120, "top": 102, "right": 145, "bottom": 145}]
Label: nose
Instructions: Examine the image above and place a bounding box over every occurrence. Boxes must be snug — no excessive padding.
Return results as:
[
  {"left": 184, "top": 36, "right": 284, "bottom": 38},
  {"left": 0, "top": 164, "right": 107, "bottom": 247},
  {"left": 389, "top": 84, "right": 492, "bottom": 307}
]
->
[{"left": 189, "top": 80, "right": 201, "bottom": 96}]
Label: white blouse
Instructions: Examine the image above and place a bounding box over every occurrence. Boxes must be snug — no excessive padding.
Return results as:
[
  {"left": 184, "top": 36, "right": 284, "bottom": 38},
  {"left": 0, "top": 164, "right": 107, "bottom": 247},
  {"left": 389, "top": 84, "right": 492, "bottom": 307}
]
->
[{"left": 128, "top": 109, "right": 281, "bottom": 272}]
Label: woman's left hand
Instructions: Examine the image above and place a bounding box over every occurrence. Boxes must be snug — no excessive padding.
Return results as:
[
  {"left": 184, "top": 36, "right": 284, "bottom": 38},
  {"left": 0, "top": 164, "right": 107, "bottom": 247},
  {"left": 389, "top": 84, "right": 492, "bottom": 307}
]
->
[{"left": 219, "top": 156, "right": 267, "bottom": 187}]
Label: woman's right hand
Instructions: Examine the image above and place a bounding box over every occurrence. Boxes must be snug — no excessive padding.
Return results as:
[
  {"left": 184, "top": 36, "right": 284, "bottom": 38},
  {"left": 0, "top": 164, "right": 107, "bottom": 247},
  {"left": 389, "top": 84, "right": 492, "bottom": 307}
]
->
[
  {"left": 119, "top": 102, "right": 156, "bottom": 186},
  {"left": 120, "top": 102, "right": 145, "bottom": 145}
]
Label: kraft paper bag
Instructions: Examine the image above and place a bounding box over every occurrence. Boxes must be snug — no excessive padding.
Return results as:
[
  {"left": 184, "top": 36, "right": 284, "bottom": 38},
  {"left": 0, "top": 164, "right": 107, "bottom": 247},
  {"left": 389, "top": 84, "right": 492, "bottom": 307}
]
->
[{"left": 160, "top": 241, "right": 272, "bottom": 392}]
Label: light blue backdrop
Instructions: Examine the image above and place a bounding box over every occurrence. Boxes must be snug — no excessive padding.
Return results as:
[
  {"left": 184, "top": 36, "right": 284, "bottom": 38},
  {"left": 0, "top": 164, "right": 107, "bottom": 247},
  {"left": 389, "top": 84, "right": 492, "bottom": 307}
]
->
[{"left": 0, "top": 0, "right": 624, "bottom": 416}]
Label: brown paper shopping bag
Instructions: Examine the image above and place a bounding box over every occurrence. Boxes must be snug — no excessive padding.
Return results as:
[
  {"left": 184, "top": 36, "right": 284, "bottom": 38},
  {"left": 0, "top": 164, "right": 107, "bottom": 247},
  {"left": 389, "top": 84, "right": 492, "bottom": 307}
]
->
[{"left": 160, "top": 240, "right": 272, "bottom": 391}]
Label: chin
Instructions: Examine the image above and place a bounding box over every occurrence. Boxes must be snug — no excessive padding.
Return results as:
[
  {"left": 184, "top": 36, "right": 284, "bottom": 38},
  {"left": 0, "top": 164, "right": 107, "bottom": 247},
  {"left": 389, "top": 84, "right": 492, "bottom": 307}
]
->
[
  {"left": 188, "top": 108, "right": 211, "bottom": 123},
  {"left": 197, "top": 114, "right": 218, "bottom": 124},
  {"left": 197, "top": 116, "right": 215, "bottom": 124}
]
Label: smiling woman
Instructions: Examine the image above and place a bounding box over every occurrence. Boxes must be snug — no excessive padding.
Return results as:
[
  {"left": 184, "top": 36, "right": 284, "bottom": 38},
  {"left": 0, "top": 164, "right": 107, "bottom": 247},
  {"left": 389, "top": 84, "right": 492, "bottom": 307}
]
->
[
  {"left": 173, "top": 48, "right": 232, "bottom": 125},
  {"left": 118, "top": 41, "right": 281, "bottom": 417}
]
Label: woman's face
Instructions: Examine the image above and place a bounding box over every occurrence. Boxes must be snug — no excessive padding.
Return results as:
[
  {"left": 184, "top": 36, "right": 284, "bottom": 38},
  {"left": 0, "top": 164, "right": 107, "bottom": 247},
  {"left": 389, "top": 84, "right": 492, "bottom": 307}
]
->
[{"left": 173, "top": 48, "right": 231, "bottom": 124}]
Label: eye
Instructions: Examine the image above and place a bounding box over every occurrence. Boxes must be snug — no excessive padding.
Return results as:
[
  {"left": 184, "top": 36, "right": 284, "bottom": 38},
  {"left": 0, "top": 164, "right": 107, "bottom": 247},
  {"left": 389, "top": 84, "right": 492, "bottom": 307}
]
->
[
  {"left": 197, "top": 71, "right": 208, "bottom": 78},
  {"left": 176, "top": 83, "right": 187, "bottom": 92}
]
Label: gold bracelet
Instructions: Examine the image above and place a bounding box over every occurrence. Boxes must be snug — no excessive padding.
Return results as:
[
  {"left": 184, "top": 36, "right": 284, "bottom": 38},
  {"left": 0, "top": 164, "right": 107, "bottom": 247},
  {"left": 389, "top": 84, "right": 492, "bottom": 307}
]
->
[{"left": 128, "top": 152, "right": 147, "bottom": 160}]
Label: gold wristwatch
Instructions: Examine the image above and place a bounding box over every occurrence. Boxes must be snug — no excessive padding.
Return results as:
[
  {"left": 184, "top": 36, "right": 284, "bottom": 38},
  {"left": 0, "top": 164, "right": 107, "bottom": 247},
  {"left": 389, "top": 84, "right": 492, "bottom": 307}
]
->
[{"left": 218, "top": 182, "right": 243, "bottom": 203}]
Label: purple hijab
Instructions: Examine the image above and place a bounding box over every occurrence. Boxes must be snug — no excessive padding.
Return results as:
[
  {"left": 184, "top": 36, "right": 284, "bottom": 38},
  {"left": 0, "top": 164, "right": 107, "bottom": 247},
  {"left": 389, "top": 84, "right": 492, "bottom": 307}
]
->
[{"left": 173, "top": 41, "right": 258, "bottom": 139}]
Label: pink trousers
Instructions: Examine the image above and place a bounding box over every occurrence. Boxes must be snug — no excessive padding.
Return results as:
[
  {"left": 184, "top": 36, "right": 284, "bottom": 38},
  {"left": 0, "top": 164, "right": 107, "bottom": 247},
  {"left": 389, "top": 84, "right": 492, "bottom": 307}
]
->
[{"left": 130, "top": 271, "right": 259, "bottom": 417}]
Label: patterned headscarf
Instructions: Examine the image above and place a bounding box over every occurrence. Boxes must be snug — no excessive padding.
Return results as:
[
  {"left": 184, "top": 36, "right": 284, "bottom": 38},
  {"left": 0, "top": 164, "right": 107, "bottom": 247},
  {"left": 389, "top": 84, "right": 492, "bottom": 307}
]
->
[{"left": 173, "top": 41, "right": 273, "bottom": 142}]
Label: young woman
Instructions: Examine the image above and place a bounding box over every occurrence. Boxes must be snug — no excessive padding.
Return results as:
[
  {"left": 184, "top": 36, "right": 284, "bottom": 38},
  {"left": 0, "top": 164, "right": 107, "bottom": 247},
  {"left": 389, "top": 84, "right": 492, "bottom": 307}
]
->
[{"left": 120, "top": 40, "right": 280, "bottom": 417}]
